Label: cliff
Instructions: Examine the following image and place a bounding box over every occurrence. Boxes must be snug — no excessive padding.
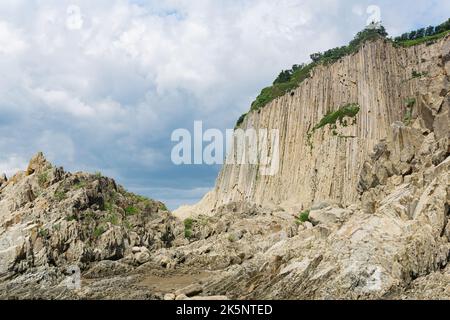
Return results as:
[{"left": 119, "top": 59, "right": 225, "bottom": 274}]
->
[{"left": 177, "top": 34, "right": 450, "bottom": 218}]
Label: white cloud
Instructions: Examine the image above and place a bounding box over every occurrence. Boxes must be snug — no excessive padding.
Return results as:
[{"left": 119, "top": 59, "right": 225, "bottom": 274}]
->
[
  {"left": 32, "top": 88, "right": 96, "bottom": 118},
  {"left": 0, "top": 154, "right": 27, "bottom": 177},
  {"left": 0, "top": 21, "right": 26, "bottom": 55}
]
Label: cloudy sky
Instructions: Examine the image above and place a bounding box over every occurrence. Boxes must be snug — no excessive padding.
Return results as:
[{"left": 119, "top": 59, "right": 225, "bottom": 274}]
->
[{"left": 0, "top": 0, "right": 448, "bottom": 209}]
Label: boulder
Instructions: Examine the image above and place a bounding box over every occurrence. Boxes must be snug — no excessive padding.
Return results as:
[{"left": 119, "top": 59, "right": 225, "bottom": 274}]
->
[
  {"left": 163, "top": 293, "right": 176, "bottom": 301},
  {"left": 134, "top": 248, "right": 151, "bottom": 265},
  {"left": 174, "top": 284, "right": 203, "bottom": 297},
  {"left": 309, "top": 207, "right": 351, "bottom": 226}
]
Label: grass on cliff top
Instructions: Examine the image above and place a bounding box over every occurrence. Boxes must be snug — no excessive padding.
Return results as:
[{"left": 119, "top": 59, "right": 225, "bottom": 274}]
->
[
  {"left": 395, "top": 30, "right": 450, "bottom": 47},
  {"left": 244, "top": 27, "right": 386, "bottom": 117},
  {"left": 250, "top": 62, "right": 316, "bottom": 112},
  {"left": 235, "top": 18, "right": 450, "bottom": 128}
]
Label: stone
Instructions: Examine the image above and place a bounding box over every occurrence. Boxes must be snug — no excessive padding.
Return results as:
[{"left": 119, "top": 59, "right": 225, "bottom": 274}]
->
[
  {"left": 134, "top": 249, "right": 151, "bottom": 265},
  {"left": 132, "top": 246, "right": 143, "bottom": 254},
  {"left": 26, "top": 152, "right": 50, "bottom": 176},
  {"left": 309, "top": 207, "right": 351, "bottom": 226},
  {"left": 188, "top": 296, "right": 229, "bottom": 300},
  {"left": 164, "top": 293, "right": 176, "bottom": 301},
  {"left": 174, "top": 284, "right": 203, "bottom": 297},
  {"left": 304, "top": 222, "right": 313, "bottom": 230}
]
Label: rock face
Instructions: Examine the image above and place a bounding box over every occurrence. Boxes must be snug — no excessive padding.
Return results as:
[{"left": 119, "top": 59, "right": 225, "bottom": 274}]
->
[
  {"left": 0, "top": 153, "right": 178, "bottom": 278},
  {"left": 201, "top": 123, "right": 449, "bottom": 299},
  {"left": 170, "top": 35, "right": 450, "bottom": 300},
  {"left": 177, "top": 35, "right": 450, "bottom": 217}
]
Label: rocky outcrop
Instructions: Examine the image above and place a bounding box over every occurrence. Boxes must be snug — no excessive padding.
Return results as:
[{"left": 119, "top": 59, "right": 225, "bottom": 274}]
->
[
  {"left": 177, "top": 34, "right": 450, "bottom": 218},
  {"left": 0, "top": 153, "right": 179, "bottom": 279}
]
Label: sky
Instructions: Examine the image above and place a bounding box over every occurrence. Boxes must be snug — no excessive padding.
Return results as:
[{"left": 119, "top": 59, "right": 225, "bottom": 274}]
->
[{"left": 0, "top": 0, "right": 448, "bottom": 209}]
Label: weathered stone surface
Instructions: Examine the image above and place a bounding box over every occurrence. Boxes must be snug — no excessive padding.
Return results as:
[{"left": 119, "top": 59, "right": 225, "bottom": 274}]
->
[
  {"left": 309, "top": 207, "right": 351, "bottom": 226},
  {"left": 188, "top": 295, "right": 229, "bottom": 300},
  {"left": 174, "top": 283, "right": 203, "bottom": 297},
  {"left": 0, "top": 153, "right": 178, "bottom": 277},
  {"left": 164, "top": 293, "right": 176, "bottom": 300}
]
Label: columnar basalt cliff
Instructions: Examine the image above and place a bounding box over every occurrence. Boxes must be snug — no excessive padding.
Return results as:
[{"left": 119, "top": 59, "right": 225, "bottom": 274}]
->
[{"left": 177, "top": 34, "right": 450, "bottom": 217}]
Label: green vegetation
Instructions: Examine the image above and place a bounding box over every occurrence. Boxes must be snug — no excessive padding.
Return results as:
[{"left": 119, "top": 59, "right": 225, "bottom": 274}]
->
[
  {"left": 404, "top": 98, "right": 416, "bottom": 125},
  {"left": 38, "top": 172, "right": 49, "bottom": 187},
  {"left": 54, "top": 190, "right": 67, "bottom": 201},
  {"left": 296, "top": 210, "right": 311, "bottom": 224},
  {"left": 411, "top": 70, "right": 427, "bottom": 79},
  {"left": 74, "top": 180, "right": 87, "bottom": 189},
  {"left": 234, "top": 19, "right": 450, "bottom": 128},
  {"left": 124, "top": 220, "right": 133, "bottom": 230},
  {"left": 38, "top": 228, "right": 49, "bottom": 238},
  {"left": 104, "top": 213, "right": 120, "bottom": 226},
  {"left": 127, "top": 193, "right": 155, "bottom": 209},
  {"left": 394, "top": 18, "right": 450, "bottom": 47},
  {"left": 82, "top": 210, "right": 95, "bottom": 222},
  {"left": 125, "top": 206, "right": 139, "bottom": 216},
  {"left": 159, "top": 203, "right": 169, "bottom": 211},
  {"left": 104, "top": 201, "right": 113, "bottom": 212},
  {"left": 93, "top": 225, "right": 106, "bottom": 238},
  {"left": 65, "top": 214, "right": 78, "bottom": 222},
  {"left": 312, "top": 103, "right": 360, "bottom": 132},
  {"left": 405, "top": 97, "right": 416, "bottom": 108},
  {"left": 235, "top": 113, "right": 248, "bottom": 128},
  {"left": 247, "top": 27, "right": 387, "bottom": 114},
  {"left": 228, "top": 234, "right": 237, "bottom": 243},
  {"left": 396, "top": 30, "right": 450, "bottom": 47},
  {"left": 94, "top": 172, "right": 103, "bottom": 179},
  {"left": 307, "top": 103, "right": 360, "bottom": 149},
  {"left": 250, "top": 62, "right": 316, "bottom": 112},
  {"left": 309, "top": 26, "right": 388, "bottom": 65},
  {"left": 184, "top": 218, "right": 194, "bottom": 239}
]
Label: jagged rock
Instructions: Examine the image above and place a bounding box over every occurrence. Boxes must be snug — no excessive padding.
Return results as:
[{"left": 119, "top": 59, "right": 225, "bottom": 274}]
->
[
  {"left": 0, "top": 153, "right": 178, "bottom": 278},
  {"left": 0, "top": 173, "right": 7, "bottom": 187},
  {"left": 26, "top": 152, "right": 51, "bottom": 176},
  {"left": 309, "top": 207, "right": 351, "bottom": 226}
]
